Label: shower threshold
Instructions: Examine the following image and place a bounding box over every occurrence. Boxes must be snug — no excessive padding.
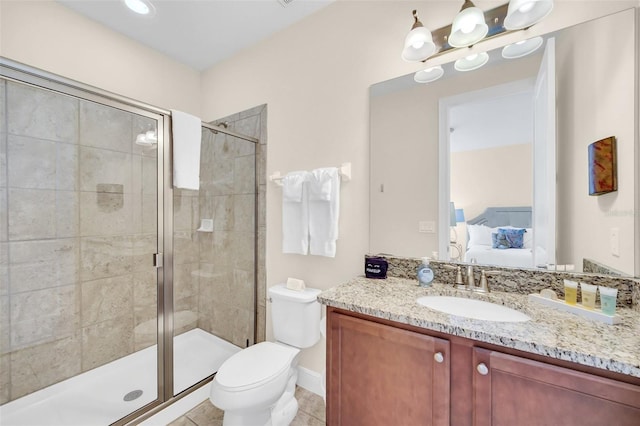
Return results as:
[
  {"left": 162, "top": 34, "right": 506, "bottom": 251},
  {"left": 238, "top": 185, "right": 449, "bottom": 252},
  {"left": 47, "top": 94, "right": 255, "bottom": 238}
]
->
[{"left": 0, "top": 328, "right": 240, "bottom": 426}]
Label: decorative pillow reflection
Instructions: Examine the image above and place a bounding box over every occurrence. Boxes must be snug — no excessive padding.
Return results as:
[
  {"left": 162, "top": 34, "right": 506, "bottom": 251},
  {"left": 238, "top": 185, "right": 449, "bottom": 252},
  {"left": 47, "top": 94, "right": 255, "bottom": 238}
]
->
[
  {"left": 491, "top": 228, "right": 527, "bottom": 249},
  {"left": 467, "top": 224, "right": 493, "bottom": 247}
]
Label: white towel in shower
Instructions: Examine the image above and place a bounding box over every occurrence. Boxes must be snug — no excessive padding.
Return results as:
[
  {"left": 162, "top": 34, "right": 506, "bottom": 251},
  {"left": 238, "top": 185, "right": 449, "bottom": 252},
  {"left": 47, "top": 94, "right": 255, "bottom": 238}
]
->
[
  {"left": 171, "top": 109, "right": 201, "bottom": 190},
  {"left": 282, "top": 171, "right": 310, "bottom": 255},
  {"left": 308, "top": 167, "right": 340, "bottom": 257}
]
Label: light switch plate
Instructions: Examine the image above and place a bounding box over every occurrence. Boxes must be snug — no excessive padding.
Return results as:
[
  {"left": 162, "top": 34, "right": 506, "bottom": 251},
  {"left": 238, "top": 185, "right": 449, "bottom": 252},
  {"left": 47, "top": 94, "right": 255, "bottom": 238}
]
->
[
  {"left": 419, "top": 221, "right": 436, "bottom": 233},
  {"left": 610, "top": 227, "right": 620, "bottom": 257}
]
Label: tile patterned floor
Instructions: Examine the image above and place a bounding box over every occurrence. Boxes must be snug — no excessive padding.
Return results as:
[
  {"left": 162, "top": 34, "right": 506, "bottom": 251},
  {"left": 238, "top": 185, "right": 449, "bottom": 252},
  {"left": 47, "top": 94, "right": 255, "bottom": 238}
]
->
[{"left": 167, "top": 387, "right": 325, "bottom": 426}]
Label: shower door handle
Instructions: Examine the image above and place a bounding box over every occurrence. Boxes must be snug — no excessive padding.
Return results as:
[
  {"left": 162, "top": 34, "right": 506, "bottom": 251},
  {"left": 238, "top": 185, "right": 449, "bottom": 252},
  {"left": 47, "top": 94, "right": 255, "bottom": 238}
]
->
[{"left": 153, "top": 253, "right": 163, "bottom": 268}]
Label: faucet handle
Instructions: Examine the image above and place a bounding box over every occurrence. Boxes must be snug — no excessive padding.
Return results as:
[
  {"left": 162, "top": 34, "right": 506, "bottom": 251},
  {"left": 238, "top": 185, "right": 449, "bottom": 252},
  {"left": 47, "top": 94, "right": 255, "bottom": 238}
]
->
[
  {"left": 476, "top": 270, "right": 502, "bottom": 293},
  {"left": 476, "top": 270, "right": 490, "bottom": 293}
]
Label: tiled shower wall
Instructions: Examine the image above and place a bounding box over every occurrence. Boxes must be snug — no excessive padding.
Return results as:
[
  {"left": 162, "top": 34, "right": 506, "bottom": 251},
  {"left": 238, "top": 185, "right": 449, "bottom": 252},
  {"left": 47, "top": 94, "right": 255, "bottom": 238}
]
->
[{"left": 0, "top": 80, "right": 159, "bottom": 403}]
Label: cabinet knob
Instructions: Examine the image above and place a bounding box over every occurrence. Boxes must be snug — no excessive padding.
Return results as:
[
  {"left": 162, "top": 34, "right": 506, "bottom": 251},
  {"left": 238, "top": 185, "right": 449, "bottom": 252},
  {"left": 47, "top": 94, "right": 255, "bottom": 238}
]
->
[
  {"left": 476, "top": 363, "right": 489, "bottom": 375},
  {"left": 434, "top": 352, "right": 444, "bottom": 363}
]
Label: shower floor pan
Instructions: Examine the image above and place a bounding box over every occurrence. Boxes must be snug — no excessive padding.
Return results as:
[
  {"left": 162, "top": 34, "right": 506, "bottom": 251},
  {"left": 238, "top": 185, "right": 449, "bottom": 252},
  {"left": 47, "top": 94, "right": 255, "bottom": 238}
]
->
[{"left": 0, "top": 328, "right": 240, "bottom": 426}]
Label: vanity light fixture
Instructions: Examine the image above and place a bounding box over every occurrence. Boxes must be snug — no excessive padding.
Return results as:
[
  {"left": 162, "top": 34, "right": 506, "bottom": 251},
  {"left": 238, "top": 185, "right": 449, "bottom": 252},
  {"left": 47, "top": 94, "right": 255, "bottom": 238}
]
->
[
  {"left": 414, "top": 65, "right": 444, "bottom": 83},
  {"left": 504, "top": 0, "right": 554, "bottom": 30},
  {"left": 448, "top": 0, "right": 489, "bottom": 48},
  {"left": 401, "top": 1, "right": 554, "bottom": 83},
  {"left": 502, "top": 36, "right": 544, "bottom": 59},
  {"left": 401, "top": 10, "right": 436, "bottom": 61},
  {"left": 123, "top": 0, "right": 156, "bottom": 16},
  {"left": 454, "top": 51, "right": 489, "bottom": 72}
]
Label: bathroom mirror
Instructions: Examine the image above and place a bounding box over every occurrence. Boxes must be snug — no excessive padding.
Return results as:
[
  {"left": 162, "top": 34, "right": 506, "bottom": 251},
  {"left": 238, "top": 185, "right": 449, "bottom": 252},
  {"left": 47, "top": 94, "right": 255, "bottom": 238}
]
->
[{"left": 369, "top": 8, "right": 638, "bottom": 277}]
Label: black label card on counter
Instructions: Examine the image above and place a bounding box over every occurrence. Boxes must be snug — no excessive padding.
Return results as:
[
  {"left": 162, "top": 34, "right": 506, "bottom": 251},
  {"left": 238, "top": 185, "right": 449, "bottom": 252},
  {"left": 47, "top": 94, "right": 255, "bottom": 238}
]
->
[{"left": 365, "top": 257, "right": 388, "bottom": 279}]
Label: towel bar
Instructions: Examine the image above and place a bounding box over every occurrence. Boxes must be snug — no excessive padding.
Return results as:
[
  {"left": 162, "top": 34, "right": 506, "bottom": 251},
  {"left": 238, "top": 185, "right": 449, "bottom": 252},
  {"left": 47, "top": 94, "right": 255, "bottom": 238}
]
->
[{"left": 269, "top": 162, "right": 351, "bottom": 186}]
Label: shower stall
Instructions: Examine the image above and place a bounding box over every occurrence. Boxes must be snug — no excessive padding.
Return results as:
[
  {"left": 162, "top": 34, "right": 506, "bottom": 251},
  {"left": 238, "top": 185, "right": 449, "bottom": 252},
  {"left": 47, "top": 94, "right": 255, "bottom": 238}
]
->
[{"left": 0, "top": 60, "right": 263, "bottom": 425}]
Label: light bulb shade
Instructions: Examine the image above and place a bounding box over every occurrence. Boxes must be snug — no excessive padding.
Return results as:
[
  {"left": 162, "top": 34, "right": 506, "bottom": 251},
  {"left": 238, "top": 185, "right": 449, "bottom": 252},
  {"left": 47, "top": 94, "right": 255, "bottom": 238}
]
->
[
  {"left": 455, "top": 208, "right": 466, "bottom": 223},
  {"left": 135, "top": 130, "right": 158, "bottom": 146},
  {"left": 402, "top": 26, "right": 436, "bottom": 61},
  {"left": 454, "top": 51, "right": 489, "bottom": 72},
  {"left": 414, "top": 66, "right": 444, "bottom": 83},
  {"left": 504, "top": 0, "right": 554, "bottom": 30},
  {"left": 123, "top": 0, "right": 156, "bottom": 16},
  {"left": 502, "top": 36, "right": 543, "bottom": 59},
  {"left": 448, "top": 6, "right": 488, "bottom": 47},
  {"left": 145, "top": 130, "right": 158, "bottom": 142}
]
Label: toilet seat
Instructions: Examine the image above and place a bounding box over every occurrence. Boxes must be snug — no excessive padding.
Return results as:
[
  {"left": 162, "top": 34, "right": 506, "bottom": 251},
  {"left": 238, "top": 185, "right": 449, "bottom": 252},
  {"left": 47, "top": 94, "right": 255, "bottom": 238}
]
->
[{"left": 215, "top": 342, "right": 299, "bottom": 392}]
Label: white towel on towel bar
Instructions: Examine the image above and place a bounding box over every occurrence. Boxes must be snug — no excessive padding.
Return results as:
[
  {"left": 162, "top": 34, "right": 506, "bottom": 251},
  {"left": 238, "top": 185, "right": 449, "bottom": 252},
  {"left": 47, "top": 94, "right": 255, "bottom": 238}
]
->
[
  {"left": 308, "top": 167, "right": 340, "bottom": 257},
  {"left": 171, "top": 110, "right": 202, "bottom": 190},
  {"left": 282, "top": 171, "right": 310, "bottom": 255}
]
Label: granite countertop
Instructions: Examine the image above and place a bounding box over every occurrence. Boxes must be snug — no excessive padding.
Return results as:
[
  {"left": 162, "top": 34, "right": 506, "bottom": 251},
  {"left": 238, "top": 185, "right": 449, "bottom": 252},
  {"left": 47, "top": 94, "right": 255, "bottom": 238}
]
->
[{"left": 318, "top": 276, "right": 640, "bottom": 378}]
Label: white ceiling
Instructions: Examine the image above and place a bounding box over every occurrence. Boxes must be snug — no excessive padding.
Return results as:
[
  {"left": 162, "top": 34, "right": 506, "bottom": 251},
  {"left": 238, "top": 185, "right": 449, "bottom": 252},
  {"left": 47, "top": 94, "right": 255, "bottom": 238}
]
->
[
  {"left": 56, "top": 0, "right": 334, "bottom": 71},
  {"left": 449, "top": 89, "right": 534, "bottom": 153}
]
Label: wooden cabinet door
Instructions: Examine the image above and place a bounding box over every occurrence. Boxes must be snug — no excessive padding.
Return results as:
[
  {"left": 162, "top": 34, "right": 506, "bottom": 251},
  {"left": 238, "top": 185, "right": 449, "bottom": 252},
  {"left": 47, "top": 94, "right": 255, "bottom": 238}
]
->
[
  {"left": 473, "top": 348, "right": 640, "bottom": 426},
  {"left": 327, "top": 310, "right": 450, "bottom": 426}
]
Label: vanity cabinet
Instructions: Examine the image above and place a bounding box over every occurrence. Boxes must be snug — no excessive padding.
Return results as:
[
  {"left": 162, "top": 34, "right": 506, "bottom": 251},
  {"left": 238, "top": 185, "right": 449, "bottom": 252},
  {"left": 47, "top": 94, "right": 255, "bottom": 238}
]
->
[
  {"left": 327, "top": 310, "right": 450, "bottom": 426},
  {"left": 326, "top": 307, "right": 640, "bottom": 426}
]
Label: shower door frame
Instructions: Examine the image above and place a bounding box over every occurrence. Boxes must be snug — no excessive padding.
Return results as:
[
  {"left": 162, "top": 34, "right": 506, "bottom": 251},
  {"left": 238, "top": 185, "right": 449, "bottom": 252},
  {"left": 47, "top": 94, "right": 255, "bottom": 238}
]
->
[
  {"left": 0, "top": 58, "right": 172, "bottom": 423},
  {"left": 1, "top": 57, "right": 261, "bottom": 425}
]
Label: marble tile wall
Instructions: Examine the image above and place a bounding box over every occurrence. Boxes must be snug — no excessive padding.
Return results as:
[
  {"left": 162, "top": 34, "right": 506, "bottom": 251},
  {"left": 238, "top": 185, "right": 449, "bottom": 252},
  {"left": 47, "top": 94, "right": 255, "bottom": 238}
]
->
[
  {"left": 1, "top": 80, "right": 159, "bottom": 403},
  {"left": 195, "top": 105, "right": 266, "bottom": 347}
]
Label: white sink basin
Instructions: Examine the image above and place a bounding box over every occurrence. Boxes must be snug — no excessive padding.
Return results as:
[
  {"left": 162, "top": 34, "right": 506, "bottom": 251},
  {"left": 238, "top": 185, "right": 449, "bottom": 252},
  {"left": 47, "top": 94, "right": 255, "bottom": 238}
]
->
[{"left": 417, "top": 296, "right": 531, "bottom": 322}]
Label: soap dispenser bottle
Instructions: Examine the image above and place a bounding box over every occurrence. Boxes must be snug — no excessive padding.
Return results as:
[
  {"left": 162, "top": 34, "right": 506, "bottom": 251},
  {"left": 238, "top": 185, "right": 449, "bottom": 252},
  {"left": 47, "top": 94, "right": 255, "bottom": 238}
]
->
[{"left": 417, "top": 257, "right": 434, "bottom": 287}]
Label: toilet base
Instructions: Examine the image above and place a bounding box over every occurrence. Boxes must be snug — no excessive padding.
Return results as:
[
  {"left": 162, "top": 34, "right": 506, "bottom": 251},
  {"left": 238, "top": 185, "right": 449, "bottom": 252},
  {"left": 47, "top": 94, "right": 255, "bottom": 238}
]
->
[
  {"left": 270, "top": 372, "right": 298, "bottom": 426},
  {"left": 220, "top": 369, "right": 299, "bottom": 426},
  {"left": 222, "top": 408, "right": 272, "bottom": 426}
]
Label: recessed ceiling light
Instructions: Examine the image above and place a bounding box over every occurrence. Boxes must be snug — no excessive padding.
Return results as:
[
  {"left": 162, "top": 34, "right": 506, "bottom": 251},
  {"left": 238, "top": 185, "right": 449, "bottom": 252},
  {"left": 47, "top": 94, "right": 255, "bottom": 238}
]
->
[{"left": 123, "top": 0, "right": 155, "bottom": 16}]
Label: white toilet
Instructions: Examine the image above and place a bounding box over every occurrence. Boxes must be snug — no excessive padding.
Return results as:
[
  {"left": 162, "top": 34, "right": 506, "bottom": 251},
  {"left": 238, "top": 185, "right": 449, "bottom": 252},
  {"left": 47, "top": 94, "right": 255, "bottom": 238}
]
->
[{"left": 210, "top": 284, "right": 322, "bottom": 426}]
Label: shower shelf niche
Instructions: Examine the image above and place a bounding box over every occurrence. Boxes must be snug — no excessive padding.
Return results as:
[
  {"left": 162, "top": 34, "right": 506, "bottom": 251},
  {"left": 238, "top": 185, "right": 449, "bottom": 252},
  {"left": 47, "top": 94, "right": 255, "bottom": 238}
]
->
[{"left": 196, "top": 219, "right": 213, "bottom": 232}]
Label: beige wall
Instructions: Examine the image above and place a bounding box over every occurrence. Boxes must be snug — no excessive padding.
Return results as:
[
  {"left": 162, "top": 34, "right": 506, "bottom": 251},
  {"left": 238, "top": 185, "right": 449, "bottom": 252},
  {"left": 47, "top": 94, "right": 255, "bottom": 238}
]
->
[
  {"left": 556, "top": 9, "right": 636, "bottom": 274},
  {"left": 451, "top": 143, "right": 533, "bottom": 250},
  {"left": 2, "top": 0, "right": 637, "bottom": 379},
  {"left": 452, "top": 143, "right": 533, "bottom": 221},
  {"left": 0, "top": 0, "right": 201, "bottom": 115}
]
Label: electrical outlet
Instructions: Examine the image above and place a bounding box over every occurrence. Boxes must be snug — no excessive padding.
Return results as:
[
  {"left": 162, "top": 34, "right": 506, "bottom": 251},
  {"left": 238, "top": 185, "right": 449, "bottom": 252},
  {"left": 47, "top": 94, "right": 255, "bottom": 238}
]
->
[
  {"left": 419, "top": 221, "right": 436, "bottom": 233},
  {"left": 610, "top": 227, "right": 620, "bottom": 257}
]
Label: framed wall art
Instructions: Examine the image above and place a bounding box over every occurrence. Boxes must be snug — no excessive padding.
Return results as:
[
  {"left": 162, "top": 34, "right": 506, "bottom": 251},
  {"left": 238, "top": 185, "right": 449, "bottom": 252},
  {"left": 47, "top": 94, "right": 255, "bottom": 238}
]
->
[{"left": 588, "top": 136, "right": 617, "bottom": 196}]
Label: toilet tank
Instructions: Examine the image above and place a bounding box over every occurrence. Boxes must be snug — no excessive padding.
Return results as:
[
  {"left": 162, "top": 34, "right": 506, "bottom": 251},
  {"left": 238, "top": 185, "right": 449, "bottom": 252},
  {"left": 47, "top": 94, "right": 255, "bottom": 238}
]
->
[{"left": 268, "top": 284, "right": 322, "bottom": 349}]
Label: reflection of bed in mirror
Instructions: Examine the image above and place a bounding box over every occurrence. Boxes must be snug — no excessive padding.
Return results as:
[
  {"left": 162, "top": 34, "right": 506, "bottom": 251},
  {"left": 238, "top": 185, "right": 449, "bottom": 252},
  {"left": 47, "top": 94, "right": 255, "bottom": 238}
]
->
[{"left": 464, "top": 207, "right": 547, "bottom": 268}]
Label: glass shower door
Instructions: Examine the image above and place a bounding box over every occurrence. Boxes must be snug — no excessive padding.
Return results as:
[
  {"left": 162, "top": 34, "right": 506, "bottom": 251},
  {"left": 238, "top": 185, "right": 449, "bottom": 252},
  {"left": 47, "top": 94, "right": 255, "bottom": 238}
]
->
[
  {"left": 0, "top": 76, "right": 163, "bottom": 425},
  {"left": 171, "top": 126, "right": 256, "bottom": 395}
]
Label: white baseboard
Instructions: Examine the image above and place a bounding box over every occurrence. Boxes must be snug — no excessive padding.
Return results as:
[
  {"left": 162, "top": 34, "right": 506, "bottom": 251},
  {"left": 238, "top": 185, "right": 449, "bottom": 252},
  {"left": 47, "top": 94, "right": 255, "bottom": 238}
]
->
[
  {"left": 296, "top": 366, "right": 325, "bottom": 399},
  {"left": 139, "top": 383, "right": 210, "bottom": 426}
]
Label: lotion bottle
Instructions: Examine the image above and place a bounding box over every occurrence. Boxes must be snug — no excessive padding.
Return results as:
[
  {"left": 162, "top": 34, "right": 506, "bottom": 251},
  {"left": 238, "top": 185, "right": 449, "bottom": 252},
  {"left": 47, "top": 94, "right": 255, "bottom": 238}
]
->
[{"left": 417, "top": 257, "right": 434, "bottom": 287}]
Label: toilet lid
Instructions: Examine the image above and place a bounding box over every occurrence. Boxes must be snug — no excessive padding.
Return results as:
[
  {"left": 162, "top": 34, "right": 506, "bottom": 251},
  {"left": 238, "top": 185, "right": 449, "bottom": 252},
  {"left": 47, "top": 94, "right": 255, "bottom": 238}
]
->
[{"left": 215, "top": 342, "right": 299, "bottom": 391}]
